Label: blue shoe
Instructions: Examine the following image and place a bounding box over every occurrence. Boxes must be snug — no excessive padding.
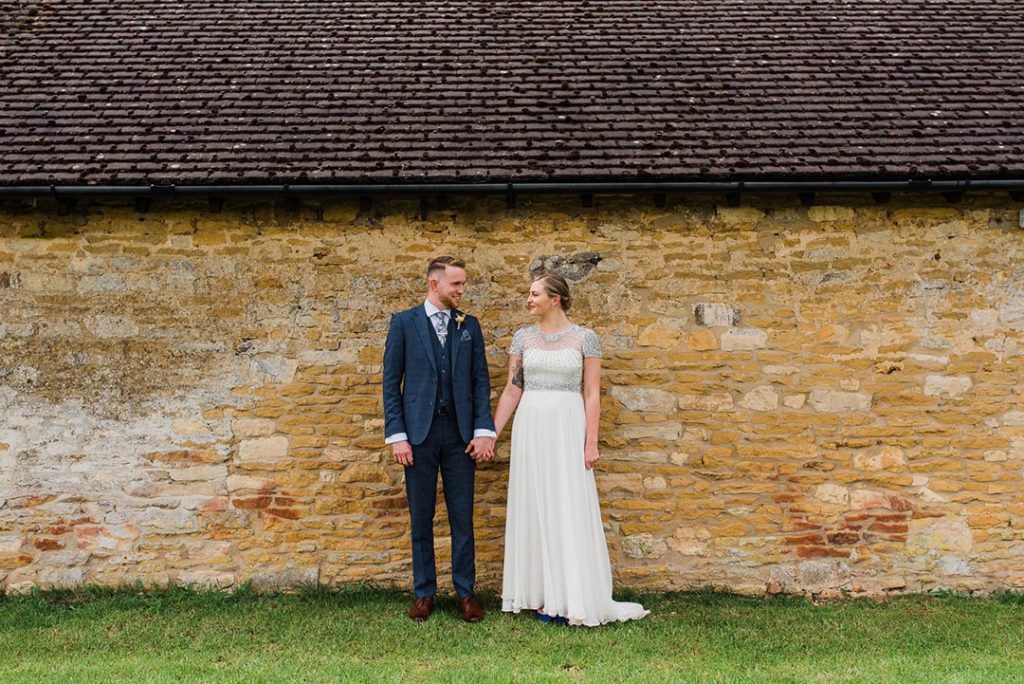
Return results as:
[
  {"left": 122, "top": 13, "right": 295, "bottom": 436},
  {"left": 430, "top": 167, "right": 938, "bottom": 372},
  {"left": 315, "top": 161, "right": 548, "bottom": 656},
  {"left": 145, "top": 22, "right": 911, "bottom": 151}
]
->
[
  {"left": 536, "top": 611, "right": 553, "bottom": 623},
  {"left": 552, "top": 616, "right": 569, "bottom": 626}
]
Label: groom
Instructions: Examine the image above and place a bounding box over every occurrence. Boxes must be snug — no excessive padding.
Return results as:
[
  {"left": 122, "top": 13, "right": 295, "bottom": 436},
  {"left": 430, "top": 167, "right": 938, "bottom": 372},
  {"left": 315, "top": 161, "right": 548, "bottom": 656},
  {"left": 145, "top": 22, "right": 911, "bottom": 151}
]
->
[{"left": 382, "top": 256, "right": 496, "bottom": 623}]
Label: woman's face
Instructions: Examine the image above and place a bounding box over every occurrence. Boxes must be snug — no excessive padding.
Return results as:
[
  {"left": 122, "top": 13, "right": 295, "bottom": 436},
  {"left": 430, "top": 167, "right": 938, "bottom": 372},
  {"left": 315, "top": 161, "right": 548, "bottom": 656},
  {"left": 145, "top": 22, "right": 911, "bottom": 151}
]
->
[{"left": 527, "top": 280, "right": 559, "bottom": 316}]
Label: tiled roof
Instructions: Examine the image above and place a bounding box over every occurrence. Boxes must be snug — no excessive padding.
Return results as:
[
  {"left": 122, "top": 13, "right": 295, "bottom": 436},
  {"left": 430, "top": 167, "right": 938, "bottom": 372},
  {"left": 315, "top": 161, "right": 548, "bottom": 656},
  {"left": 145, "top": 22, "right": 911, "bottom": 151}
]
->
[{"left": 1, "top": 0, "right": 1023, "bottom": 186}]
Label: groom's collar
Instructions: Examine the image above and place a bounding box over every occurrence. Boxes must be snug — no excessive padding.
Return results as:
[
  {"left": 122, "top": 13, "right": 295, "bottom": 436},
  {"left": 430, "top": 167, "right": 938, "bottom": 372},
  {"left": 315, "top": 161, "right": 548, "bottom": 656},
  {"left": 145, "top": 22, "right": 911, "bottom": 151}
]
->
[{"left": 424, "top": 299, "right": 454, "bottom": 317}]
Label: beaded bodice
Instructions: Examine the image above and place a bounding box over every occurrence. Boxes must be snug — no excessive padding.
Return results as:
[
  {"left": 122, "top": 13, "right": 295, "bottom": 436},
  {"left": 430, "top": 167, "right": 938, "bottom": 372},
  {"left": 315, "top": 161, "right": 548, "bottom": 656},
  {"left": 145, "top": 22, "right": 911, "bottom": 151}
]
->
[{"left": 509, "top": 324, "right": 602, "bottom": 393}]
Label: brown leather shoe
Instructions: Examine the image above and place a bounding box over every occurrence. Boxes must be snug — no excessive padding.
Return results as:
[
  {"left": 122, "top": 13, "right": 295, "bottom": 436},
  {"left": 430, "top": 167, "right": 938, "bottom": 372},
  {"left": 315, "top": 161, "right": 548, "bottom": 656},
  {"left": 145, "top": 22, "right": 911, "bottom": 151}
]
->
[
  {"left": 459, "top": 595, "right": 484, "bottom": 623},
  {"left": 408, "top": 596, "right": 435, "bottom": 622}
]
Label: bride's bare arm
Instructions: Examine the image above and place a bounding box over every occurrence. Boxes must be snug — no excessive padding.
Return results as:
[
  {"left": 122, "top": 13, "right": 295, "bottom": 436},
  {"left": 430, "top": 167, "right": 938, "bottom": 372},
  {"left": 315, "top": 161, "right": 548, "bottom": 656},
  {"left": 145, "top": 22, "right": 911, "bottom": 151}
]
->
[
  {"left": 582, "top": 357, "right": 601, "bottom": 468},
  {"left": 493, "top": 354, "right": 525, "bottom": 438}
]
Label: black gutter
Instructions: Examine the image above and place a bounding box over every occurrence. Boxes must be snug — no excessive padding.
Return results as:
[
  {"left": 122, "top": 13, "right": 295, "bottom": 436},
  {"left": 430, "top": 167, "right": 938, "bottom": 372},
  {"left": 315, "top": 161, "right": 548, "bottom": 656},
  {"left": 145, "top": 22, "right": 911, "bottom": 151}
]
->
[{"left": 1, "top": 178, "right": 1024, "bottom": 198}]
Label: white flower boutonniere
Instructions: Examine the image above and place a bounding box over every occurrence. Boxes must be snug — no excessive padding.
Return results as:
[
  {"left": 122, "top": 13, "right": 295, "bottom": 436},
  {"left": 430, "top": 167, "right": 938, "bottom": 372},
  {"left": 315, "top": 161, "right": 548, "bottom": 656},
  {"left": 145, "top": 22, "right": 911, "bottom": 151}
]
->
[{"left": 454, "top": 312, "right": 466, "bottom": 330}]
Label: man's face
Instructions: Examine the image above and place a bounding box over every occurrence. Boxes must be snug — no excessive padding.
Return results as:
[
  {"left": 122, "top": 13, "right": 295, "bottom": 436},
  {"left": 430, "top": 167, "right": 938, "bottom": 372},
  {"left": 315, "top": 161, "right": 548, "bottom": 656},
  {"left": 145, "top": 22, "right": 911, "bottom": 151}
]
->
[{"left": 432, "top": 266, "right": 466, "bottom": 310}]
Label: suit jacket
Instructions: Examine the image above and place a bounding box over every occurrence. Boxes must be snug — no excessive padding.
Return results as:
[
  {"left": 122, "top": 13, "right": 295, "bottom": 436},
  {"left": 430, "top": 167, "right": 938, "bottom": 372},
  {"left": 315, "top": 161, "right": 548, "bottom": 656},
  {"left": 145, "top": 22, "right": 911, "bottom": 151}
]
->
[{"left": 382, "top": 305, "right": 494, "bottom": 446}]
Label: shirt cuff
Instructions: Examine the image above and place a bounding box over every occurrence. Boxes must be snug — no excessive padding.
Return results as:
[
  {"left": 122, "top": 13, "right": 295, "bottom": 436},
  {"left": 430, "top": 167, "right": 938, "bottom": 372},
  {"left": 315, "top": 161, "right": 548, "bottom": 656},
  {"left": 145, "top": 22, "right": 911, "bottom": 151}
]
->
[
  {"left": 385, "top": 432, "right": 408, "bottom": 445},
  {"left": 473, "top": 429, "right": 496, "bottom": 439}
]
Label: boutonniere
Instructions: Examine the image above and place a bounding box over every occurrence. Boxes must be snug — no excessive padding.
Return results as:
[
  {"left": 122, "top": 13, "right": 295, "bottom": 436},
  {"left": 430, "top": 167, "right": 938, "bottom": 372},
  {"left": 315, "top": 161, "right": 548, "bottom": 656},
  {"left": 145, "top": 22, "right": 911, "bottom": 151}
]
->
[{"left": 454, "top": 312, "right": 466, "bottom": 330}]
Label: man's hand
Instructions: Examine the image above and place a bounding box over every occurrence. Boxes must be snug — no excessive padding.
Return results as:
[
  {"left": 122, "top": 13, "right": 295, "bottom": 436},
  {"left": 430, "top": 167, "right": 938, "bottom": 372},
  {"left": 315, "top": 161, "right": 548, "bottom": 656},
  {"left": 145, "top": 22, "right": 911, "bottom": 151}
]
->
[
  {"left": 392, "top": 440, "right": 413, "bottom": 467},
  {"left": 466, "top": 437, "right": 496, "bottom": 462}
]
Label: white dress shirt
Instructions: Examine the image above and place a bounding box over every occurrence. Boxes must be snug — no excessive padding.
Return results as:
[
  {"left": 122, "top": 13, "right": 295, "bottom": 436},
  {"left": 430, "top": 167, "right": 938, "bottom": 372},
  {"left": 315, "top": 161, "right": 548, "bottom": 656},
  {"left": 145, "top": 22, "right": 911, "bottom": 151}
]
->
[{"left": 384, "top": 300, "right": 497, "bottom": 445}]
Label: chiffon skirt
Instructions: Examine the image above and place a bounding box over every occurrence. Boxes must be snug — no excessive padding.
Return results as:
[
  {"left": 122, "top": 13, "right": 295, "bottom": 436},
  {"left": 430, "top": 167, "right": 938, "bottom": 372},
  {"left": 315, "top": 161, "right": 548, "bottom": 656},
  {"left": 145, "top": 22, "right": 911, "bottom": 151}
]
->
[{"left": 501, "top": 390, "right": 649, "bottom": 627}]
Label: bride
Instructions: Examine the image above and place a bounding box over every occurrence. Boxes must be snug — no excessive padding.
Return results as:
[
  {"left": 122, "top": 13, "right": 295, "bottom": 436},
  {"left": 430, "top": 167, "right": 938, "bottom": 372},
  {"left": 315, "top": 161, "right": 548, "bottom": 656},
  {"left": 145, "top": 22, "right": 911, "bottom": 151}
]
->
[{"left": 493, "top": 272, "right": 649, "bottom": 627}]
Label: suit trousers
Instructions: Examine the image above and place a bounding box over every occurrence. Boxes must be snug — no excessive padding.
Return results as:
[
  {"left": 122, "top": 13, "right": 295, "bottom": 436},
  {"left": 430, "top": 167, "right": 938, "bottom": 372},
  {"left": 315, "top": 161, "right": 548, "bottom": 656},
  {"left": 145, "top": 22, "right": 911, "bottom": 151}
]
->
[{"left": 404, "top": 412, "right": 476, "bottom": 599}]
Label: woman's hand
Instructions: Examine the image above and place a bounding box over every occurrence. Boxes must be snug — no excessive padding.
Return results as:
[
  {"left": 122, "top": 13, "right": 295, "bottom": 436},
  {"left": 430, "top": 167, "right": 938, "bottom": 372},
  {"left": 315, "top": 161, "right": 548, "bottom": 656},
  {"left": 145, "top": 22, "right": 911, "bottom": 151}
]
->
[{"left": 584, "top": 442, "right": 600, "bottom": 470}]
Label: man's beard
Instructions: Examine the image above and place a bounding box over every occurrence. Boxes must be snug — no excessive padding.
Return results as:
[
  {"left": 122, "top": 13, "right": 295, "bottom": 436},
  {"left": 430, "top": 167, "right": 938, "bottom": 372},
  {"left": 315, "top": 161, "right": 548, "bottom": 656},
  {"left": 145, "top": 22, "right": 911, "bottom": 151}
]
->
[{"left": 439, "top": 291, "right": 460, "bottom": 310}]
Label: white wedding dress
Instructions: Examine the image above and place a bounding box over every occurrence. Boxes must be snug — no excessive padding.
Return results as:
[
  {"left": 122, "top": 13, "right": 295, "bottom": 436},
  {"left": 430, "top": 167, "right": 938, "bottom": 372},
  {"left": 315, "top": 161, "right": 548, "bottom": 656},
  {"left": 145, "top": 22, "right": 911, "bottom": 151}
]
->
[{"left": 501, "top": 324, "right": 649, "bottom": 627}]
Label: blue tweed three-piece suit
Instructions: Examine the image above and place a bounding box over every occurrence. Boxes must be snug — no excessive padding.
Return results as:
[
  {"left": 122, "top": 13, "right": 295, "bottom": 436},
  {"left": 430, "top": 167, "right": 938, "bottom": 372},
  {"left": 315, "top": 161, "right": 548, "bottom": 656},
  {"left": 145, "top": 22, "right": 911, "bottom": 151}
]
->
[{"left": 382, "top": 304, "right": 494, "bottom": 599}]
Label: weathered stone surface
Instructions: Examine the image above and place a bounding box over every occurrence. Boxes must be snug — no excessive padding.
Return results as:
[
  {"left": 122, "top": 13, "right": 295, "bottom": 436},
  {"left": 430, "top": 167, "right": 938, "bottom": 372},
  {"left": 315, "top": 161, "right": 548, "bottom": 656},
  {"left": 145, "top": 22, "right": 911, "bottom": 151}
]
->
[
  {"left": 238, "top": 436, "right": 289, "bottom": 462},
  {"left": 908, "top": 518, "right": 973, "bottom": 554},
  {"left": 622, "top": 534, "right": 667, "bottom": 560},
  {"left": 808, "top": 389, "right": 872, "bottom": 413},
  {"left": 923, "top": 375, "right": 973, "bottom": 398},
  {"left": 666, "top": 526, "right": 712, "bottom": 556},
  {"left": 739, "top": 386, "right": 779, "bottom": 411},
  {"left": 1002, "top": 410, "right": 1024, "bottom": 426},
  {"left": 852, "top": 446, "right": 907, "bottom": 472},
  {"left": 720, "top": 328, "right": 768, "bottom": 351},
  {"left": 610, "top": 386, "right": 676, "bottom": 412},
  {"left": 2, "top": 195, "right": 1023, "bottom": 597},
  {"left": 693, "top": 303, "right": 739, "bottom": 327},
  {"left": 769, "top": 560, "right": 851, "bottom": 594},
  {"left": 814, "top": 483, "right": 849, "bottom": 506},
  {"left": 250, "top": 567, "right": 320, "bottom": 592},
  {"left": 807, "top": 206, "right": 856, "bottom": 223}
]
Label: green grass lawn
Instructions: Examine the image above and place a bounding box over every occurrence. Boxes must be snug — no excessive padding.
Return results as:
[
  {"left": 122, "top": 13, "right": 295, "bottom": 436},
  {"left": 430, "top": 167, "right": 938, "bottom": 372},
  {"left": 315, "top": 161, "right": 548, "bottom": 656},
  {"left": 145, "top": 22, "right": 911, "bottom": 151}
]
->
[{"left": 0, "top": 585, "right": 1022, "bottom": 683}]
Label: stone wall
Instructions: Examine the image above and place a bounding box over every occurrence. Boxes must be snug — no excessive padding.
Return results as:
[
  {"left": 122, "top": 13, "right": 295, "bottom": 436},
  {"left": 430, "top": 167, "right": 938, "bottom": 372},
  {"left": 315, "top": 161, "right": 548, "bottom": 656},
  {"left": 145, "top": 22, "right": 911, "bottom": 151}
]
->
[{"left": 1, "top": 193, "right": 1023, "bottom": 597}]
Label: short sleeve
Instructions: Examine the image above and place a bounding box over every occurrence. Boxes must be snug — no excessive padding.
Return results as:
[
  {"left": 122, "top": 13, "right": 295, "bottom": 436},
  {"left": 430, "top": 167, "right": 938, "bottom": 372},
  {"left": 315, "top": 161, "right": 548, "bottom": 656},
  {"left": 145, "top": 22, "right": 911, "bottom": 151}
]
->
[
  {"left": 581, "top": 327, "right": 602, "bottom": 358},
  {"left": 509, "top": 328, "right": 525, "bottom": 356}
]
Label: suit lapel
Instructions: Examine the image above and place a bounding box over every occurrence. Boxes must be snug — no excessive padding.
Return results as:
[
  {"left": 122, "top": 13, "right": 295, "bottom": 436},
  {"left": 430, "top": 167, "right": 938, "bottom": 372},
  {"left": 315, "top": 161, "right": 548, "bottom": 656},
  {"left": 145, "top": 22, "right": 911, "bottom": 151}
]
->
[
  {"left": 413, "top": 307, "right": 438, "bottom": 373},
  {"left": 450, "top": 309, "right": 462, "bottom": 369}
]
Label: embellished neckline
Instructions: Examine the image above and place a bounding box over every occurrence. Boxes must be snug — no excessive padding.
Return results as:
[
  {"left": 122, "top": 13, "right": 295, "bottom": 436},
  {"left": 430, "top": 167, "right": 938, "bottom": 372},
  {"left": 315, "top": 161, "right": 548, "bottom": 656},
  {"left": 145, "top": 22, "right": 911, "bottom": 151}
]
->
[{"left": 534, "top": 323, "right": 577, "bottom": 341}]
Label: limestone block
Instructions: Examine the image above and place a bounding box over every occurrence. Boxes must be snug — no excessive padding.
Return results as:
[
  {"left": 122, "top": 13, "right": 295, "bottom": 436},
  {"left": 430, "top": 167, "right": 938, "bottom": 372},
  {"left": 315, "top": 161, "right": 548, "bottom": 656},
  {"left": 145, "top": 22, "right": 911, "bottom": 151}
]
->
[
  {"left": 678, "top": 393, "right": 734, "bottom": 411},
  {"left": 168, "top": 465, "right": 228, "bottom": 482},
  {"left": 250, "top": 357, "right": 299, "bottom": 384},
  {"left": 666, "top": 526, "right": 712, "bottom": 556},
  {"left": 644, "top": 476, "right": 668, "bottom": 490},
  {"left": 226, "top": 475, "right": 276, "bottom": 493},
  {"left": 849, "top": 489, "right": 888, "bottom": 511},
  {"left": 0, "top": 536, "right": 23, "bottom": 553},
  {"left": 597, "top": 473, "right": 644, "bottom": 496},
  {"left": 807, "top": 206, "right": 855, "bottom": 223},
  {"left": 908, "top": 518, "right": 972, "bottom": 554},
  {"left": 620, "top": 423, "right": 683, "bottom": 440},
  {"left": 37, "top": 568, "right": 86, "bottom": 587},
  {"left": 769, "top": 560, "right": 850, "bottom": 594},
  {"left": 923, "top": 375, "right": 973, "bottom": 398},
  {"left": 999, "top": 292, "right": 1024, "bottom": 329},
  {"left": 852, "top": 446, "right": 907, "bottom": 472},
  {"left": 938, "top": 556, "right": 972, "bottom": 576},
  {"left": 178, "top": 570, "right": 236, "bottom": 589},
  {"left": 764, "top": 365, "right": 800, "bottom": 376},
  {"left": 716, "top": 206, "right": 765, "bottom": 225},
  {"left": 84, "top": 315, "right": 139, "bottom": 338},
  {"left": 688, "top": 329, "right": 719, "bottom": 351},
  {"left": 808, "top": 389, "right": 872, "bottom": 413},
  {"left": 239, "top": 436, "right": 289, "bottom": 462},
  {"left": 814, "top": 483, "right": 849, "bottom": 506},
  {"left": 77, "top": 273, "right": 126, "bottom": 293},
  {"left": 720, "top": 328, "right": 768, "bottom": 351},
  {"left": 324, "top": 445, "right": 367, "bottom": 462},
  {"left": 172, "top": 420, "right": 212, "bottom": 437},
  {"left": 297, "top": 348, "right": 360, "bottom": 366},
  {"left": 1002, "top": 410, "right": 1024, "bottom": 427},
  {"left": 622, "top": 533, "right": 667, "bottom": 559},
  {"left": 693, "top": 303, "right": 739, "bottom": 327},
  {"left": 250, "top": 566, "right": 319, "bottom": 592},
  {"left": 232, "top": 419, "right": 276, "bottom": 438},
  {"left": 783, "top": 394, "right": 806, "bottom": 409},
  {"left": 739, "top": 386, "right": 779, "bottom": 411},
  {"left": 637, "top": 318, "right": 687, "bottom": 348},
  {"left": 610, "top": 386, "right": 676, "bottom": 413},
  {"left": 967, "top": 309, "right": 999, "bottom": 336}
]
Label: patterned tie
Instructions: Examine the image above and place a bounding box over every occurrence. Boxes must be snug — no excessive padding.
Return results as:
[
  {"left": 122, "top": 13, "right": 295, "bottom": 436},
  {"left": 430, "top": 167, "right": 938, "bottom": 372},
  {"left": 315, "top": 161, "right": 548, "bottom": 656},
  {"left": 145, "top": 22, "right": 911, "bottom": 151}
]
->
[{"left": 433, "top": 311, "right": 449, "bottom": 347}]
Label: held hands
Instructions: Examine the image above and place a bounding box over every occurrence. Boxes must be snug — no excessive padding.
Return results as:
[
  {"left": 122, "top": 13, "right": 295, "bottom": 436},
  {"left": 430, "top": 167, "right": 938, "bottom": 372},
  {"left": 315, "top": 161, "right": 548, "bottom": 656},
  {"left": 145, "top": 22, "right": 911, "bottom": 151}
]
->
[
  {"left": 392, "top": 440, "right": 414, "bottom": 467},
  {"left": 466, "top": 436, "right": 496, "bottom": 462},
  {"left": 584, "top": 442, "right": 600, "bottom": 470}
]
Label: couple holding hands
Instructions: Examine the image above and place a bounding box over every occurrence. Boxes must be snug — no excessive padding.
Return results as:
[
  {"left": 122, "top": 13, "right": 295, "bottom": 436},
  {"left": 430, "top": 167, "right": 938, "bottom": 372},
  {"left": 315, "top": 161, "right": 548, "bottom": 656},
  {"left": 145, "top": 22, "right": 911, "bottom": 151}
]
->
[{"left": 382, "top": 256, "right": 648, "bottom": 627}]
